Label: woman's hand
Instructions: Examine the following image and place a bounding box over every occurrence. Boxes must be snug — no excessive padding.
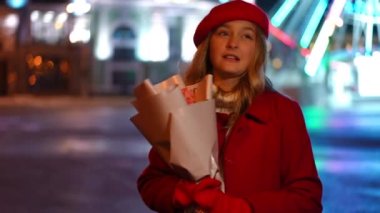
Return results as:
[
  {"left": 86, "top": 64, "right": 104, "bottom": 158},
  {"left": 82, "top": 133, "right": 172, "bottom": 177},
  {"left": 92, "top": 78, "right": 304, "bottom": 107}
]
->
[
  {"left": 174, "top": 176, "right": 251, "bottom": 212},
  {"left": 173, "top": 176, "right": 221, "bottom": 208},
  {"left": 193, "top": 178, "right": 252, "bottom": 213},
  {"left": 173, "top": 179, "right": 197, "bottom": 207}
]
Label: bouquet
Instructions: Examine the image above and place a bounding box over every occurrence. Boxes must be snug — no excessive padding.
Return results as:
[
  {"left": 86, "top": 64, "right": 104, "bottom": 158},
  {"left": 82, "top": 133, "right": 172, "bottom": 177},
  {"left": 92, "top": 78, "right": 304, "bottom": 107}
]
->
[{"left": 130, "top": 74, "right": 221, "bottom": 183}]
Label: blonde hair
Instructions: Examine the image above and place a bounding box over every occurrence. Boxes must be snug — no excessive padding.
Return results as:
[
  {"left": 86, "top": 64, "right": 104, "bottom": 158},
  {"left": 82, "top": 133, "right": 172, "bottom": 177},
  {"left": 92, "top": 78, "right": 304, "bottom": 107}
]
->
[{"left": 184, "top": 25, "right": 269, "bottom": 125}]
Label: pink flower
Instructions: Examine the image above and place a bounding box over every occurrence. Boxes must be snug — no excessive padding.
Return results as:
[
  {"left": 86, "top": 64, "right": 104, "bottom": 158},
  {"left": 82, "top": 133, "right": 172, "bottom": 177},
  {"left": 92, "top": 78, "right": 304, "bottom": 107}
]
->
[{"left": 181, "top": 87, "right": 195, "bottom": 104}]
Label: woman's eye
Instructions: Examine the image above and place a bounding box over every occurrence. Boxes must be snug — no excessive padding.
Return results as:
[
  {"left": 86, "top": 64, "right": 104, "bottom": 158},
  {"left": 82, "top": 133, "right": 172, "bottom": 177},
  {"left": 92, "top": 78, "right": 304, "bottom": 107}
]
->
[
  {"left": 217, "top": 30, "right": 229, "bottom": 36},
  {"left": 243, "top": 34, "right": 254, "bottom": 40}
]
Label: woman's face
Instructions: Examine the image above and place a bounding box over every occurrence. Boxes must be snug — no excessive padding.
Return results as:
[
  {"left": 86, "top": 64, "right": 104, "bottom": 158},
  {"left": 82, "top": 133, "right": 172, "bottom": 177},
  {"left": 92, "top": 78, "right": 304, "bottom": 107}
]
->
[{"left": 209, "top": 20, "right": 257, "bottom": 83}]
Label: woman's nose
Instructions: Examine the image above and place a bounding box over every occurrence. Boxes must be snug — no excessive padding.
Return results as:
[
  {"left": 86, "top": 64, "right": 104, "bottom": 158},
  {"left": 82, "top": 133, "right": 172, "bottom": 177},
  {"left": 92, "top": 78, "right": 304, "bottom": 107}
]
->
[{"left": 226, "top": 35, "right": 239, "bottom": 49}]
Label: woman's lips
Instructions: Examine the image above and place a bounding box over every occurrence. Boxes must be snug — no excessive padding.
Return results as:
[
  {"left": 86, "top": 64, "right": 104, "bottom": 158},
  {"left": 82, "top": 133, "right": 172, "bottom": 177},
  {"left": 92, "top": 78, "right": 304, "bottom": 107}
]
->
[{"left": 223, "top": 54, "right": 240, "bottom": 61}]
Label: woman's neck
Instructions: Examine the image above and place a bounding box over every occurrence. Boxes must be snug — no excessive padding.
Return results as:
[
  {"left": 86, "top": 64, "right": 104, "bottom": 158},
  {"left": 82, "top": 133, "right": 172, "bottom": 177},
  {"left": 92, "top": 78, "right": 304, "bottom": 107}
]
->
[{"left": 214, "top": 75, "right": 240, "bottom": 92}]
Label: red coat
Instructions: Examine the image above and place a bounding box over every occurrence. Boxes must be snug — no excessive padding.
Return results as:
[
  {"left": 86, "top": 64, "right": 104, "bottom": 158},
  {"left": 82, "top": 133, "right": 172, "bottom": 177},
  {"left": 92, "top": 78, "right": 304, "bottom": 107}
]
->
[{"left": 137, "top": 90, "right": 322, "bottom": 213}]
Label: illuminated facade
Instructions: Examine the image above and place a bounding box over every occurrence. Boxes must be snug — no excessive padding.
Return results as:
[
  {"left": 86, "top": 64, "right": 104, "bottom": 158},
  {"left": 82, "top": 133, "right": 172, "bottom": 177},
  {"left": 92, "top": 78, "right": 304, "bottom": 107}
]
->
[
  {"left": 0, "top": 0, "right": 271, "bottom": 96},
  {"left": 0, "top": 0, "right": 92, "bottom": 95},
  {"left": 90, "top": 0, "right": 216, "bottom": 94},
  {"left": 0, "top": 0, "right": 217, "bottom": 95}
]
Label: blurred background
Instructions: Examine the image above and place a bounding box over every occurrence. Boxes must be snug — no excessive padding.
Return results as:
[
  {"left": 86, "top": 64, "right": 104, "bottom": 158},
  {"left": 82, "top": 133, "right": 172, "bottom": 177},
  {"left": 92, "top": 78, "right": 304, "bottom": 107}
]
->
[{"left": 0, "top": 0, "right": 379, "bottom": 212}]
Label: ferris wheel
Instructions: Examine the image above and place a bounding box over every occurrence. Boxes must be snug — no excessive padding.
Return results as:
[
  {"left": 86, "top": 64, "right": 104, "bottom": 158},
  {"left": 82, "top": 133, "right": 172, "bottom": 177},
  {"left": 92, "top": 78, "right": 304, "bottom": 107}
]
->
[
  {"left": 270, "top": 0, "right": 380, "bottom": 98},
  {"left": 270, "top": 0, "right": 380, "bottom": 74}
]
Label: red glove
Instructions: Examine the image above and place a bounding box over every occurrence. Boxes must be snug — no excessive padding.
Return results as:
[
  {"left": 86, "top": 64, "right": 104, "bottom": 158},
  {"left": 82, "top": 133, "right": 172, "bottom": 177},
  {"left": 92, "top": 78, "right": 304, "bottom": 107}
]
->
[
  {"left": 173, "top": 180, "right": 197, "bottom": 208},
  {"left": 195, "top": 176, "right": 222, "bottom": 192},
  {"left": 194, "top": 187, "right": 252, "bottom": 213},
  {"left": 173, "top": 177, "right": 222, "bottom": 208}
]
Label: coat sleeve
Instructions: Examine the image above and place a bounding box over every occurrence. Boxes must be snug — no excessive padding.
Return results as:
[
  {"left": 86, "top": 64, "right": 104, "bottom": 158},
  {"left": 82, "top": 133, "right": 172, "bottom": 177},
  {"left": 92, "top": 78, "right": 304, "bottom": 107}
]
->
[
  {"left": 137, "top": 148, "right": 180, "bottom": 213},
  {"left": 248, "top": 98, "right": 323, "bottom": 213}
]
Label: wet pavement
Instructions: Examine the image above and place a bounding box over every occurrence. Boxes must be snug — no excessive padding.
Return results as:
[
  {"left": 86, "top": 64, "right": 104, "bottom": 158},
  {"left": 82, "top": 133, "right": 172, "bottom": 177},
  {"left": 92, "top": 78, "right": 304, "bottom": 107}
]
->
[
  {"left": 0, "top": 96, "right": 379, "bottom": 213},
  {"left": 0, "top": 96, "right": 153, "bottom": 213},
  {"left": 305, "top": 102, "right": 380, "bottom": 213}
]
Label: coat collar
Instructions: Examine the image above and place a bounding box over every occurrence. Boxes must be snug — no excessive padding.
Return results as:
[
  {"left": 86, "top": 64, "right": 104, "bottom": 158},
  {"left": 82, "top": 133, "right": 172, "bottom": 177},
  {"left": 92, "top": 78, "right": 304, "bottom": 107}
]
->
[{"left": 245, "top": 90, "right": 276, "bottom": 124}]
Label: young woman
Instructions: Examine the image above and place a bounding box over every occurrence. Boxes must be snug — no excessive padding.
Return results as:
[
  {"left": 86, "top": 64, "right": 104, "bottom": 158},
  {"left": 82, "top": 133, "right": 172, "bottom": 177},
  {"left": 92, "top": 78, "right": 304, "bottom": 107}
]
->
[{"left": 137, "top": 1, "right": 323, "bottom": 212}]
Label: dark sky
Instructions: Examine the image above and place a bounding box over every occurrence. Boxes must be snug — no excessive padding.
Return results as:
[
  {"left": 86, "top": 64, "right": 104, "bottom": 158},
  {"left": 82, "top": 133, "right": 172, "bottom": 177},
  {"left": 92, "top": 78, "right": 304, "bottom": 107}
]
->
[
  {"left": 256, "top": 0, "right": 280, "bottom": 12},
  {"left": 0, "top": 0, "right": 280, "bottom": 11}
]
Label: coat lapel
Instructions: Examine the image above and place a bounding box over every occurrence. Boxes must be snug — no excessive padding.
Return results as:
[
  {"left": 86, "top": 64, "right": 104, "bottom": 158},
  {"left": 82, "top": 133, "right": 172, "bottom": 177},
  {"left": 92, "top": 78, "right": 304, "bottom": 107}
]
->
[{"left": 245, "top": 91, "right": 275, "bottom": 124}]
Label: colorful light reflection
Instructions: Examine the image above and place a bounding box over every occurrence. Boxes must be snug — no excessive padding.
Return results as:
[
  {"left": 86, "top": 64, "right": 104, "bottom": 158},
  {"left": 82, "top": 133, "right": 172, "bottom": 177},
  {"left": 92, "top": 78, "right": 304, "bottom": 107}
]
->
[{"left": 302, "top": 106, "right": 329, "bottom": 131}]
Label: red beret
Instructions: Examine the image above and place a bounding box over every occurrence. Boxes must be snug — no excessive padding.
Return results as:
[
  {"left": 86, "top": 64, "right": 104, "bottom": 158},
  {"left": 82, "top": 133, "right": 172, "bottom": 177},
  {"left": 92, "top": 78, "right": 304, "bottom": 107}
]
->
[{"left": 193, "top": 0, "right": 269, "bottom": 47}]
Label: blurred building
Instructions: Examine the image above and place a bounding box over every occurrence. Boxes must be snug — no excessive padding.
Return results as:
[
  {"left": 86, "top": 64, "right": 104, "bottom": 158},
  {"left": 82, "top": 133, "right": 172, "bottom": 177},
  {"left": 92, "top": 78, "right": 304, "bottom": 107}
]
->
[
  {"left": 0, "top": 0, "right": 278, "bottom": 96},
  {"left": 0, "top": 0, "right": 91, "bottom": 96},
  {"left": 90, "top": 0, "right": 217, "bottom": 95},
  {"left": 0, "top": 0, "right": 220, "bottom": 96}
]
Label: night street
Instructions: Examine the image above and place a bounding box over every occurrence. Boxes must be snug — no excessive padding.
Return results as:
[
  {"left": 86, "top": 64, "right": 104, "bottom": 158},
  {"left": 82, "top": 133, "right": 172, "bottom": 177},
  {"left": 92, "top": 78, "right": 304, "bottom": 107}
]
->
[{"left": 0, "top": 96, "right": 379, "bottom": 213}]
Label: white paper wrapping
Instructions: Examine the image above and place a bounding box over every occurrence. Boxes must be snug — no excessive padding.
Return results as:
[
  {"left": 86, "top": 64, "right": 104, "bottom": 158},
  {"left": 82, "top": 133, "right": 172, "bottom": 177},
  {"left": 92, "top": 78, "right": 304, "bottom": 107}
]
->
[
  {"left": 130, "top": 74, "right": 222, "bottom": 183},
  {"left": 130, "top": 88, "right": 187, "bottom": 162},
  {"left": 170, "top": 99, "right": 217, "bottom": 180}
]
